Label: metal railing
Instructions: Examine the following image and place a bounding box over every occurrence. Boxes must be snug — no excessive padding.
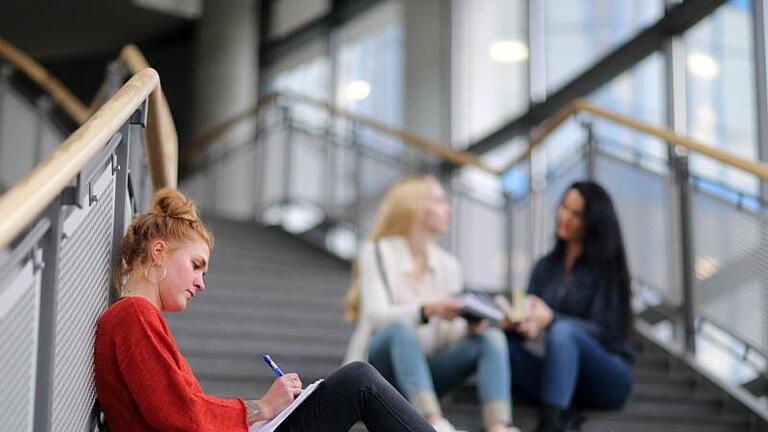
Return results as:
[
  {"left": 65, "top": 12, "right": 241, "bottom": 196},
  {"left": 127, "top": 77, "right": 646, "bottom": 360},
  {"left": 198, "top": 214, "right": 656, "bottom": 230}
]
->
[
  {"left": 182, "top": 93, "right": 510, "bottom": 290},
  {"left": 182, "top": 92, "right": 768, "bottom": 421},
  {"left": 0, "top": 38, "right": 178, "bottom": 199},
  {"left": 0, "top": 67, "right": 174, "bottom": 432}
]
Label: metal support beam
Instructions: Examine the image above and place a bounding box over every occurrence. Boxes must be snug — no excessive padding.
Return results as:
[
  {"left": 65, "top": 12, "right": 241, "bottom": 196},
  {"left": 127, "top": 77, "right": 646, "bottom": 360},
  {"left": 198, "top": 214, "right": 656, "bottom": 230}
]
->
[
  {"left": 664, "top": 3, "right": 697, "bottom": 353},
  {"left": 33, "top": 199, "right": 63, "bottom": 432},
  {"left": 754, "top": 0, "right": 768, "bottom": 203},
  {"left": 110, "top": 124, "right": 131, "bottom": 305}
]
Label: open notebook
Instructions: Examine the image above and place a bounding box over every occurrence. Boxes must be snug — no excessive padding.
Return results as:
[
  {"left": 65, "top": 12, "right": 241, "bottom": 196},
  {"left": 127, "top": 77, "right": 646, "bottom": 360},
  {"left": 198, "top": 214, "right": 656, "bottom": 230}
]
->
[{"left": 249, "top": 379, "right": 324, "bottom": 432}]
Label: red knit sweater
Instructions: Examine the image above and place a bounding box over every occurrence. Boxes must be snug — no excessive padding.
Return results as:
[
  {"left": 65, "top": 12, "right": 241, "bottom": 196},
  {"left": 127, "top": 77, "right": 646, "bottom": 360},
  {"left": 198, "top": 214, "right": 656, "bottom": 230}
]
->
[{"left": 94, "top": 297, "right": 248, "bottom": 431}]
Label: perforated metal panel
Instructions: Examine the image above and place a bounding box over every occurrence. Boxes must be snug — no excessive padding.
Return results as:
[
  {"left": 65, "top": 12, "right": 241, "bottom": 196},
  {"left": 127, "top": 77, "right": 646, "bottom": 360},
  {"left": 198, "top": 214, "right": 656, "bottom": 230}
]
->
[
  {"left": 0, "top": 261, "right": 40, "bottom": 432},
  {"left": 595, "top": 155, "right": 678, "bottom": 304},
  {"left": 452, "top": 192, "right": 507, "bottom": 290},
  {"left": 692, "top": 190, "right": 768, "bottom": 351},
  {"left": 510, "top": 196, "right": 533, "bottom": 290},
  {"left": 50, "top": 172, "right": 115, "bottom": 432}
]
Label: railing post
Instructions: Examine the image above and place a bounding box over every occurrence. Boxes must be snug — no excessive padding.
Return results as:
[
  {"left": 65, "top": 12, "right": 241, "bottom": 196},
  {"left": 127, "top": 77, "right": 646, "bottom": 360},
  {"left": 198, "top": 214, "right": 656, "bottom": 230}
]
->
[
  {"left": 33, "top": 198, "right": 64, "bottom": 432},
  {"left": 582, "top": 119, "right": 596, "bottom": 181},
  {"left": 673, "top": 149, "right": 697, "bottom": 355},
  {"left": 34, "top": 96, "right": 53, "bottom": 166},
  {"left": 281, "top": 105, "right": 293, "bottom": 222},
  {"left": 351, "top": 120, "right": 363, "bottom": 247},
  {"left": 504, "top": 190, "right": 514, "bottom": 297},
  {"left": 324, "top": 112, "right": 335, "bottom": 219},
  {"left": 0, "top": 63, "right": 11, "bottom": 190},
  {"left": 111, "top": 102, "right": 146, "bottom": 304}
]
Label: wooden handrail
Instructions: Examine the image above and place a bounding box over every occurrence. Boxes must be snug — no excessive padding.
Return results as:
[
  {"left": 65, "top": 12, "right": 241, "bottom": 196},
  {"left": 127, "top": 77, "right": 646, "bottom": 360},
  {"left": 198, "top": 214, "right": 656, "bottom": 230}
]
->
[
  {"left": 116, "top": 44, "right": 178, "bottom": 189},
  {"left": 502, "top": 100, "right": 768, "bottom": 180},
  {"left": 0, "top": 40, "right": 178, "bottom": 190},
  {"left": 0, "top": 69, "right": 162, "bottom": 248},
  {"left": 0, "top": 38, "right": 90, "bottom": 124},
  {"left": 182, "top": 91, "right": 502, "bottom": 176}
]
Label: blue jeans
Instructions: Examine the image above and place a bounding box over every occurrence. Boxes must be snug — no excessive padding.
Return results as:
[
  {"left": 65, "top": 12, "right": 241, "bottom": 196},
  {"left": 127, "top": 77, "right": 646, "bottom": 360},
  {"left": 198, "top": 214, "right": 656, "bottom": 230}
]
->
[
  {"left": 368, "top": 320, "right": 511, "bottom": 406},
  {"left": 275, "top": 362, "right": 435, "bottom": 432},
  {"left": 506, "top": 319, "right": 633, "bottom": 410}
]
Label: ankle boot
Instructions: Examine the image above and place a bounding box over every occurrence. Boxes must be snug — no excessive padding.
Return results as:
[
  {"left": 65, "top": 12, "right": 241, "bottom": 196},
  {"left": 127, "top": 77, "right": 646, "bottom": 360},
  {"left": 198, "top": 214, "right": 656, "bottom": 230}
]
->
[{"left": 533, "top": 405, "right": 568, "bottom": 432}]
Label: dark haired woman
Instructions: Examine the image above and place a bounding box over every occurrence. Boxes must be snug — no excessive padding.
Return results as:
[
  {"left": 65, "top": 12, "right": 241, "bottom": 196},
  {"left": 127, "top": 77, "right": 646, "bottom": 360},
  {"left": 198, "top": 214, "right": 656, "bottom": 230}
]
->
[{"left": 502, "top": 181, "right": 634, "bottom": 432}]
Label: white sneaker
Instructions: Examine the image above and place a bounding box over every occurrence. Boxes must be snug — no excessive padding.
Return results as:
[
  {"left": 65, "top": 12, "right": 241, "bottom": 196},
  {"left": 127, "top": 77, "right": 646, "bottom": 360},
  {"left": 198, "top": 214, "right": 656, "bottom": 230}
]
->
[{"left": 430, "top": 417, "right": 467, "bottom": 432}]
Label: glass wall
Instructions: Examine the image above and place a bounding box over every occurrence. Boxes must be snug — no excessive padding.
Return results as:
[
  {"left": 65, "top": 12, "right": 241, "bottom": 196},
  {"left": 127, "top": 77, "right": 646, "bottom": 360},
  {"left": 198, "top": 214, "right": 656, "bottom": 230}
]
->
[
  {"left": 452, "top": 0, "right": 528, "bottom": 146},
  {"left": 685, "top": 0, "right": 758, "bottom": 195},
  {"left": 266, "top": 40, "right": 331, "bottom": 128},
  {"left": 335, "top": 1, "right": 403, "bottom": 131},
  {"left": 544, "top": 0, "right": 663, "bottom": 93},
  {"left": 589, "top": 52, "right": 667, "bottom": 173}
]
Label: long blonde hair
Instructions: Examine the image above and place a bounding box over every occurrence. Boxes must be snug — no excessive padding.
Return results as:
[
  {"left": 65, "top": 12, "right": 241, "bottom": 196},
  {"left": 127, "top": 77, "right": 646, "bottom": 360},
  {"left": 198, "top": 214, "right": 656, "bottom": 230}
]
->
[{"left": 344, "top": 175, "right": 439, "bottom": 321}]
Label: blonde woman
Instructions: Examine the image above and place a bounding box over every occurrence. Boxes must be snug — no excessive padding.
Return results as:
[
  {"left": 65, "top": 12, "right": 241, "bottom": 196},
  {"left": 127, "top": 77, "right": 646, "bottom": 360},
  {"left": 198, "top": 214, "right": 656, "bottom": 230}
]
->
[{"left": 344, "top": 175, "right": 519, "bottom": 432}]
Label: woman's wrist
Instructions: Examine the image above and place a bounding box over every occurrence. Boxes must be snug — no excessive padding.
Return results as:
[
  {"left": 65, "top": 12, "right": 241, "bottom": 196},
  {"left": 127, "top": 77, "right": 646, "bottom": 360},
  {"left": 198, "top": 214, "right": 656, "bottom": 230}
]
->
[{"left": 246, "top": 399, "right": 270, "bottom": 425}]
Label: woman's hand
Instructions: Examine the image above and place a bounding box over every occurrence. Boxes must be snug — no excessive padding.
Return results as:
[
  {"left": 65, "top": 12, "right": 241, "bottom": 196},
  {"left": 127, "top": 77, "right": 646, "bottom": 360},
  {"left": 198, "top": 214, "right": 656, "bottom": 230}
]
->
[
  {"left": 423, "top": 298, "right": 464, "bottom": 320},
  {"left": 468, "top": 319, "right": 489, "bottom": 334},
  {"left": 516, "top": 295, "right": 554, "bottom": 340},
  {"left": 259, "top": 373, "right": 303, "bottom": 420}
]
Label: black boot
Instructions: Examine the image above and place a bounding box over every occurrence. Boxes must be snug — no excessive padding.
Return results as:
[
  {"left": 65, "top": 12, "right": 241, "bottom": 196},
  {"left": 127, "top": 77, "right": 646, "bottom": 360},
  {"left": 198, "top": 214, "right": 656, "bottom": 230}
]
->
[{"left": 534, "top": 405, "right": 568, "bottom": 432}]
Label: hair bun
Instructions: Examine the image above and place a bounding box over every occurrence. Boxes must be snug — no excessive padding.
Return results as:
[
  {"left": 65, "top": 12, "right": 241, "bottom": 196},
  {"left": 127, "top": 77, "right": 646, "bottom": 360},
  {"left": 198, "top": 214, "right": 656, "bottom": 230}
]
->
[{"left": 151, "top": 188, "right": 198, "bottom": 221}]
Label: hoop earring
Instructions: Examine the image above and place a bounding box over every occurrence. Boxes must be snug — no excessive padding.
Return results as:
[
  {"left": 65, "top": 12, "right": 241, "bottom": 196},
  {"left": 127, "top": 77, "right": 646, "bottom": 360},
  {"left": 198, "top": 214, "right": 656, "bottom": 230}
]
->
[{"left": 144, "top": 265, "right": 167, "bottom": 284}]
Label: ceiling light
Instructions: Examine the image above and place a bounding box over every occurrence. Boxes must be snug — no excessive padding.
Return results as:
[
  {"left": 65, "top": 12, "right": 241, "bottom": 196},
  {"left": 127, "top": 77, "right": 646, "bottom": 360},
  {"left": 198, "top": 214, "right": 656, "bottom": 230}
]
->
[
  {"left": 344, "top": 80, "right": 371, "bottom": 101},
  {"left": 489, "top": 40, "right": 529, "bottom": 63},
  {"left": 687, "top": 52, "right": 720, "bottom": 79}
]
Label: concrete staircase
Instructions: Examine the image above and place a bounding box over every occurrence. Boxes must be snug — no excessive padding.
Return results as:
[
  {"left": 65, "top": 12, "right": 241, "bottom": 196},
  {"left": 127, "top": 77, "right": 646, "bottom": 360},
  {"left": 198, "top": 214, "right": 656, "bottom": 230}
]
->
[{"left": 167, "top": 216, "right": 765, "bottom": 432}]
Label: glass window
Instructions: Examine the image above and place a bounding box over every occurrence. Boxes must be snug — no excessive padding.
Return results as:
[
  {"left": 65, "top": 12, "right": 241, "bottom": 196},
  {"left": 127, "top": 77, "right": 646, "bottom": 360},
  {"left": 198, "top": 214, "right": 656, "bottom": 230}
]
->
[
  {"left": 335, "top": 1, "right": 403, "bottom": 132},
  {"left": 685, "top": 0, "right": 757, "bottom": 196},
  {"left": 545, "top": 0, "right": 663, "bottom": 93},
  {"left": 266, "top": 39, "right": 331, "bottom": 128},
  {"left": 588, "top": 52, "right": 667, "bottom": 173},
  {"left": 452, "top": 0, "right": 528, "bottom": 146}
]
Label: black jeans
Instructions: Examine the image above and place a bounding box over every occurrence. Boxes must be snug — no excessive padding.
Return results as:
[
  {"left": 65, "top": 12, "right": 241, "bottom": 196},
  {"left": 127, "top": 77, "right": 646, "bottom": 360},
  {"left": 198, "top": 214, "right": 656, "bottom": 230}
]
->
[{"left": 276, "top": 361, "right": 436, "bottom": 432}]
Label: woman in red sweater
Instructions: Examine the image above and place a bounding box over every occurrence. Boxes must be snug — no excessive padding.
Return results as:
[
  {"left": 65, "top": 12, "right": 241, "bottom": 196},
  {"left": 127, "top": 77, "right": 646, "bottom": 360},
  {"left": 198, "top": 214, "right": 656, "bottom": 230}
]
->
[{"left": 94, "top": 188, "right": 436, "bottom": 432}]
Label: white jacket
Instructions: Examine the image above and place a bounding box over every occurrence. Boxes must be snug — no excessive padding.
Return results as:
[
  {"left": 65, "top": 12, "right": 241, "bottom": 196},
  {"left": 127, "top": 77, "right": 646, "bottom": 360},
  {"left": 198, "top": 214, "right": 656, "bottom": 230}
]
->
[{"left": 343, "top": 236, "right": 468, "bottom": 364}]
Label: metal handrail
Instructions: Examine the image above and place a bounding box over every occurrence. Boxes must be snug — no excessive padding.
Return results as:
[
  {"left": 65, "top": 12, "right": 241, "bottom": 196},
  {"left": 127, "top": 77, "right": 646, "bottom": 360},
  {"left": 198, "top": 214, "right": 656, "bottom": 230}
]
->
[
  {"left": 0, "top": 68, "right": 172, "bottom": 248},
  {"left": 505, "top": 100, "right": 768, "bottom": 179},
  {"left": 181, "top": 91, "right": 502, "bottom": 176}
]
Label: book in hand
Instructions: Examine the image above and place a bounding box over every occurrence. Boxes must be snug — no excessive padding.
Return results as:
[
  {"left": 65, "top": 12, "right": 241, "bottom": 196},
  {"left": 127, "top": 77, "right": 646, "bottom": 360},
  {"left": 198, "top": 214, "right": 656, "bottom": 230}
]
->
[
  {"left": 249, "top": 379, "right": 323, "bottom": 432},
  {"left": 494, "top": 290, "right": 528, "bottom": 323},
  {"left": 454, "top": 292, "right": 505, "bottom": 322}
]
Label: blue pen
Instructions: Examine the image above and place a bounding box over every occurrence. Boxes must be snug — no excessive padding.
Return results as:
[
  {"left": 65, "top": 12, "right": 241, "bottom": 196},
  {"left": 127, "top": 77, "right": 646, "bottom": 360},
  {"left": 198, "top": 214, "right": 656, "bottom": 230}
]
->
[{"left": 262, "top": 354, "right": 284, "bottom": 377}]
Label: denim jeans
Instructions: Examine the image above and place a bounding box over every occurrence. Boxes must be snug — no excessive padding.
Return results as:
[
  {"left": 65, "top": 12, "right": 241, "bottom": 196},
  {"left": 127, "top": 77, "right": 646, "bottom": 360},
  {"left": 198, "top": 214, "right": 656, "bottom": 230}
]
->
[
  {"left": 275, "top": 361, "right": 435, "bottom": 432},
  {"left": 367, "top": 320, "right": 511, "bottom": 416},
  {"left": 506, "top": 319, "right": 633, "bottom": 410}
]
